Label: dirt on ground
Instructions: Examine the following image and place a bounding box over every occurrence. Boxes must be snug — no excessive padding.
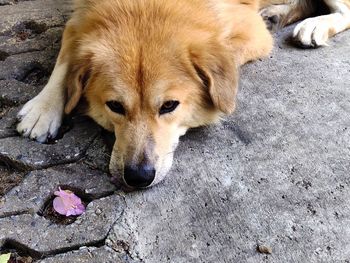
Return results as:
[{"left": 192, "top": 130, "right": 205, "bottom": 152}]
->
[{"left": 0, "top": 166, "right": 24, "bottom": 197}]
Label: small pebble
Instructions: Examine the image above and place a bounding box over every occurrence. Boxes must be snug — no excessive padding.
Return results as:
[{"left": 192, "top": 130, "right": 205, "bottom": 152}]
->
[
  {"left": 95, "top": 208, "right": 102, "bottom": 215},
  {"left": 257, "top": 245, "right": 272, "bottom": 254}
]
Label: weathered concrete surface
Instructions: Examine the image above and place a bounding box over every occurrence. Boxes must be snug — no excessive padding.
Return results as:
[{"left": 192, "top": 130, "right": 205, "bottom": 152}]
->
[
  {"left": 83, "top": 131, "right": 114, "bottom": 173},
  {"left": 0, "top": 163, "right": 116, "bottom": 217},
  {"left": 39, "top": 246, "right": 136, "bottom": 263},
  {"left": 0, "top": 80, "right": 42, "bottom": 108},
  {"left": 0, "top": 106, "right": 18, "bottom": 138},
  {"left": 0, "top": 0, "right": 350, "bottom": 262},
  {"left": 0, "top": 116, "right": 101, "bottom": 170},
  {"left": 0, "top": 194, "right": 125, "bottom": 256}
]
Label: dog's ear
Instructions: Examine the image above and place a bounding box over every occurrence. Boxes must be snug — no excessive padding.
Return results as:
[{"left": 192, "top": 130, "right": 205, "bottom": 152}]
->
[
  {"left": 64, "top": 65, "right": 90, "bottom": 114},
  {"left": 190, "top": 44, "right": 238, "bottom": 114}
]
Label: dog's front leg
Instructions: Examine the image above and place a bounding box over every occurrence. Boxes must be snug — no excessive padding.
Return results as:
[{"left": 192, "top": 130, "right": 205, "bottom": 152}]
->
[
  {"left": 16, "top": 53, "right": 68, "bottom": 143},
  {"left": 293, "top": 0, "right": 350, "bottom": 47},
  {"left": 16, "top": 21, "right": 78, "bottom": 143}
]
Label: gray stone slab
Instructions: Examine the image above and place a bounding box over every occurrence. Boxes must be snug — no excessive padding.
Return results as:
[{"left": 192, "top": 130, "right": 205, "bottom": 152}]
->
[
  {"left": 0, "top": 80, "right": 41, "bottom": 108},
  {"left": 0, "top": 163, "right": 116, "bottom": 217},
  {"left": 0, "top": 117, "right": 101, "bottom": 170},
  {"left": 83, "top": 131, "right": 114, "bottom": 173},
  {"left": 0, "top": 0, "right": 13, "bottom": 5},
  {"left": 38, "top": 246, "right": 136, "bottom": 263},
  {"left": 0, "top": 49, "right": 58, "bottom": 84},
  {"left": 0, "top": 106, "right": 18, "bottom": 138},
  {"left": 0, "top": 0, "right": 36, "bottom": 6},
  {"left": 0, "top": 194, "right": 125, "bottom": 257},
  {"left": 106, "top": 28, "right": 350, "bottom": 263},
  {"left": 0, "top": 0, "right": 71, "bottom": 36},
  {"left": 0, "top": 26, "right": 63, "bottom": 61},
  {"left": 0, "top": 166, "right": 25, "bottom": 198}
]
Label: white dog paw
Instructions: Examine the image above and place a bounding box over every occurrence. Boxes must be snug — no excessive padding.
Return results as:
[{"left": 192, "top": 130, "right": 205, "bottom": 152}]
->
[
  {"left": 260, "top": 5, "right": 290, "bottom": 31},
  {"left": 293, "top": 17, "right": 332, "bottom": 48},
  {"left": 17, "top": 95, "right": 63, "bottom": 143}
]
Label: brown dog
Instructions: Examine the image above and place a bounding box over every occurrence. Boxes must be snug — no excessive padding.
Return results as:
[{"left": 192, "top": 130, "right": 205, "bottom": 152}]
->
[{"left": 17, "top": 0, "right": 350, "bottom": 188}]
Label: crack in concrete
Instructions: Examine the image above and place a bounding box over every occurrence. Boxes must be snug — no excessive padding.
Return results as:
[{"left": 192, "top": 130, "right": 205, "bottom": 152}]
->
[
  {"left": 0, "top": 132, "right": 100, "bottom": 172},
  {"left": 0, "top": 0, "right": 35, "bottom": 6},
  {"left": 105, "top": 194, "right": 145, "bottom": 263},
  {"left": 0, "top": 153, "right": 84, "bottom": 172},
  {"left": 0, "top": 193, "right": 127, "bottom": 260},
  {"left": 0, "top": 134, "right": 18, "bottom": 140},
  {"left": 0, "top": 185, "right": 118, "bottom": 220},
  {"left": 4, "top": 48, "right": 47, "bottom": 57},
  {"left": 1, "top": 237, "right": 106, "bottom": 260},
  {"left": 37, "top": 243, "right": 108, "bottom": 262},
  {"left": 0, "top": 22, "right": 64, "bottom": 38},
  {"left": 0, "top": 210, "right": 31, "bottom": 219},
  {"left": 107, "top": 239, "right": 144, "bottom": 263}
]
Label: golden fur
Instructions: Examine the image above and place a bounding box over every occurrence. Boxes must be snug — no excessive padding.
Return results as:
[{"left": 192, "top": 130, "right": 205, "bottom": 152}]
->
[{"left": 17, "top": 0, "right": 350, "bottom": 188}]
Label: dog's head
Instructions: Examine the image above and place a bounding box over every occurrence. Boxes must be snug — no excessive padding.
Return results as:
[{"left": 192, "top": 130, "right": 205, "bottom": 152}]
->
[{"left": 64, "top": 3, "right": 238, "bottom": 189}]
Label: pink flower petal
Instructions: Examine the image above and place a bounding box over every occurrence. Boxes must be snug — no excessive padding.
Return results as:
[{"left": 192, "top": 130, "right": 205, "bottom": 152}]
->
[
  {"left": 53, "top": 196, "right": 68, "bottom": 216},
  {"left": 67, "top": 210, "right": 76, "bottom": 216},
  {"left": 52, "top": 188, "right": 85, "bottom": 217}
]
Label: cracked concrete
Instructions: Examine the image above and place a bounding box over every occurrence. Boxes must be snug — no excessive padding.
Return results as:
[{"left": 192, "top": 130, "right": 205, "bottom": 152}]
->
[
  {"left": 0, "top": 164, "right": 116, "bottom": 217},
  {"left": 1, "top": 0, "right": 350, "bottom": 262},
  {"left": 0, "top": 116, "right": 101, "bottom": 170},
  {"left": 39, "top": 246, "right": 137, "bottom": 263},
  {"left": 0, "top": 194, "right": 125, "bottom": 257}
]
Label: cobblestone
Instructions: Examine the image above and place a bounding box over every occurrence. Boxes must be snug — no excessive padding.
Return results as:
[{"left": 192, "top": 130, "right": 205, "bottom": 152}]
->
[
  {"left": 0, "top": 163, "right": 116, "bottom": 217},
  {"left": 0, "top": 116, "right": 101, "bottom": 170},
  {"left": 0, "top": 80, "right": 41, "bottom": 108},
  {"left": 0, "top": 106, "right": 18, "bottom": 139},
  {"left": 0, "top": 194, "right": 125, "bottom": 257}
]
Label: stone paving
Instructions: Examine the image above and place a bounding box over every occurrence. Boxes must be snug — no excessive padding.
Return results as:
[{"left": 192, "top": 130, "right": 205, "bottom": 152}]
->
[{"left": 1, "top": 1, "right": 350, "bottom": 262}]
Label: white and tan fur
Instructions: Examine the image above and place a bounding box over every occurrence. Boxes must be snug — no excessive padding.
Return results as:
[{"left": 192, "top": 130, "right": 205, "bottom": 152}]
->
[
  {"left": 17, "top": 0, "right": 350, "bottom": 188},
  {"left": 260, "top": 0, "right": 350, "bottom": 47}
]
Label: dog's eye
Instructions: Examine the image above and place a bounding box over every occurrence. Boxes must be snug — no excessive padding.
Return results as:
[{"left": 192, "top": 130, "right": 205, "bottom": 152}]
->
[
  {"left": 106, "top": 101, "right": 125, "bottom": 115},
  {"left": 159, "top": 100, "right": 179, "bottom": 115}
]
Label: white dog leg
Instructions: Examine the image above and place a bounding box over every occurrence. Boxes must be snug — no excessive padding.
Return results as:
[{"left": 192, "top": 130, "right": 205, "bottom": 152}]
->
[
  {"left": 293, "top": 0, "right": 350, "bottom": 47},
  {"left": 17, "top": 61, "right": 67, "bottom": 143}
]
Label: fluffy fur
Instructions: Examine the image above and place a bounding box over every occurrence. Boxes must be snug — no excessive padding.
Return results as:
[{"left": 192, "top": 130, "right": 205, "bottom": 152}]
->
[{"left": 17, "top": 0, "right": 350, "bottom": 188}]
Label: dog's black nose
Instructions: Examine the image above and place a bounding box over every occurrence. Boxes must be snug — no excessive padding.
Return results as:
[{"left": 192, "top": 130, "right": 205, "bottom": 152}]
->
[{"left": 124, "top": 165, "right": 156, "bottom": 188}]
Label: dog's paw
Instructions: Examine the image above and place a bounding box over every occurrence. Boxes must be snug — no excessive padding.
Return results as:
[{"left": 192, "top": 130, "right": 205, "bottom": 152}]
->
[
  {"left": 293, "top": 16, "right": 332, "bottom": 48},
  {"left": 260, "top": 5, "right": 288, "bottom": 31},
  {"left": 17, "top": 94, "right": 64, "bottom": 143}
]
